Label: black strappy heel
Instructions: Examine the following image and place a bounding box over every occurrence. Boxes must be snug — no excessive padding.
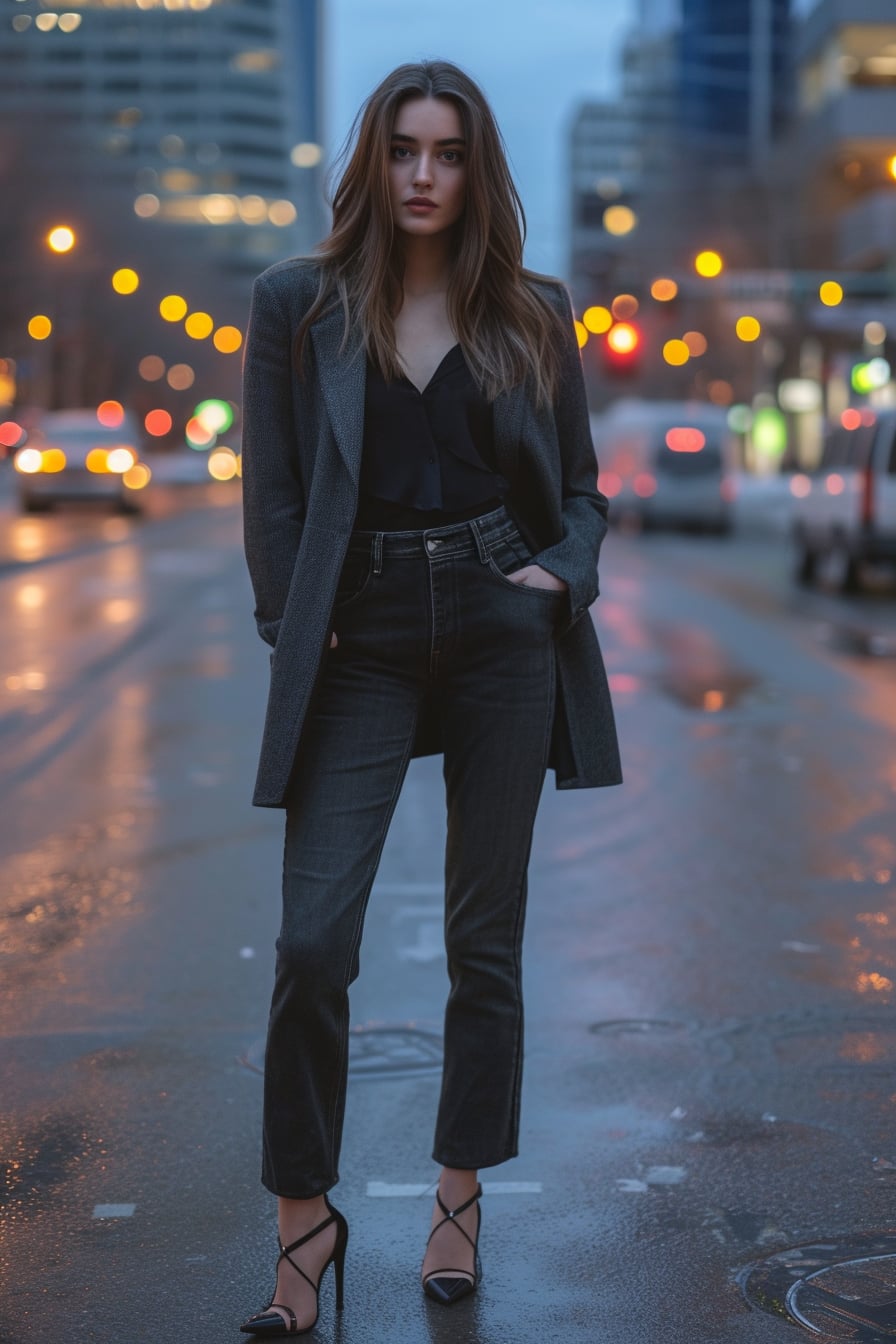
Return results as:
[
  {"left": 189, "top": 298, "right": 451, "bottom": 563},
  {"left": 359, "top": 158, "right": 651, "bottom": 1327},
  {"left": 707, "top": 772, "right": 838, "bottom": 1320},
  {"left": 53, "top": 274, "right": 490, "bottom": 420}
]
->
[
  {"left": 240, "top": 1197, "right": 348, "bottom": 1336},
  {"left": 421, "top": 1182, "right": 483, "bottom": 1305}
]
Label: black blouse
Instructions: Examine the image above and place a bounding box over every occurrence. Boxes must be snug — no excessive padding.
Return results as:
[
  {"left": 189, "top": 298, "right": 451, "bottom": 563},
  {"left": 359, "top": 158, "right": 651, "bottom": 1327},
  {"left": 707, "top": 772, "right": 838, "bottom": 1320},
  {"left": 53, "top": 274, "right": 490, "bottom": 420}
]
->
[{"left": 355, "top": 343, "right": 507, "bottom": 531}]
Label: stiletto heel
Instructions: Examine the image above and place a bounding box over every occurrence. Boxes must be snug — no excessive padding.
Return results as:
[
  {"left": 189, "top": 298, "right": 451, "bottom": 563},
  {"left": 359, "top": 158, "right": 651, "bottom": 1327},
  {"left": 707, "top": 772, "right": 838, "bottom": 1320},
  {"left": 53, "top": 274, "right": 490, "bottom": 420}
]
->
[
  {"left": 333, "top": 1227, "right": 346, "bottom": 1312},
  {"left": 240, "top": 1196, "right": 348, "bottom": 1336},
  {"left": 421, "top": 1182, "right": 482, "bottom": 1306}
]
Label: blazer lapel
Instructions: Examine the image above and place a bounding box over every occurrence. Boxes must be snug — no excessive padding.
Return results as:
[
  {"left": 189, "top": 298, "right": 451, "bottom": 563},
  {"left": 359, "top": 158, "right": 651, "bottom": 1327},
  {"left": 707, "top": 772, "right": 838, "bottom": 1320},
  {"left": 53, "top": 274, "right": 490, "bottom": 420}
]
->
[{"left": 310, "top": 304, "right": 366, "bottom": 484}]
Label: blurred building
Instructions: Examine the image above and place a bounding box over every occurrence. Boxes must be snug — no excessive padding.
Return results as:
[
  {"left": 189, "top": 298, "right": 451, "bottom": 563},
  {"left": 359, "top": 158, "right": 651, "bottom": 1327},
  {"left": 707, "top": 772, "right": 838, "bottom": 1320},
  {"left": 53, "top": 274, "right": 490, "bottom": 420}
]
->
[
  {"left": 771, "top": 0, "right": 896, "bottom": 274},
  {"left": 568, "top": 23, "right": 679, "bottom": 297},
  {"left": 568, "top": 0, "right": 794, "bottom": 301},
  {"left": 0, "top": 0, "right": 325, "bottom": 308}
]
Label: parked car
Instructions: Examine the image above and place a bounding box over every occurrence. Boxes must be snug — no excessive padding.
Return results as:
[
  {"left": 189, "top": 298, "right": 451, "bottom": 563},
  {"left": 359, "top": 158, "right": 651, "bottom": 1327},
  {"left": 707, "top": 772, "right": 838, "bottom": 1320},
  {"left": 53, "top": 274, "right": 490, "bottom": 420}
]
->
[
  {"left": 593, "top": 399, "right": 736, "bottom": 533},
  {"left": 792, "top": 409, "right": 896, "bottom": 592},
  {"left": 13, "top": 409, "right": 146, "bottom": 513}
]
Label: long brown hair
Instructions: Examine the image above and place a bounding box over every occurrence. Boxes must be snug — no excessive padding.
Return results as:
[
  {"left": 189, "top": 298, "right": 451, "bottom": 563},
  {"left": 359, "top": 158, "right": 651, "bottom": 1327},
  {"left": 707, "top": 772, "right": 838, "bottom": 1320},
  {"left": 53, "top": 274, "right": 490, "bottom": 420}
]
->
[{"left": 295, "top": 60, "right": 566, "bottom": 406}]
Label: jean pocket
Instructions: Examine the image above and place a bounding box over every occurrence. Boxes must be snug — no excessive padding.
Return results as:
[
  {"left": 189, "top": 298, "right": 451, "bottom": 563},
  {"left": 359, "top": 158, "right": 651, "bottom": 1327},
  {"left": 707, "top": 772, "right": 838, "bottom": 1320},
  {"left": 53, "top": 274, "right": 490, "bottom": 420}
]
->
[
  {"left": 333, "top": 548, "right": 373, "bottom": 609},
  {"left": 486, "top": 534, "right": 563, "bottom": 600}
]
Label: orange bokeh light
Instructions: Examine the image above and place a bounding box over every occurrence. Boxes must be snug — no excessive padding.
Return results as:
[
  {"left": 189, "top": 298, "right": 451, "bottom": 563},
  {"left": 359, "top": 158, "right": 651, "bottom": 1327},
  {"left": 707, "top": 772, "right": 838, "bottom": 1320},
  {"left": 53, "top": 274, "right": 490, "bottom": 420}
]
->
[
  {"left": 0, "top": 420, "right": 25, "bottom": 448},
  {"left": 97, "top": 400, "right": 125, "bottom": 428},
  {"left": 145, "top": 409, "right": 173, "bottom": 437}
]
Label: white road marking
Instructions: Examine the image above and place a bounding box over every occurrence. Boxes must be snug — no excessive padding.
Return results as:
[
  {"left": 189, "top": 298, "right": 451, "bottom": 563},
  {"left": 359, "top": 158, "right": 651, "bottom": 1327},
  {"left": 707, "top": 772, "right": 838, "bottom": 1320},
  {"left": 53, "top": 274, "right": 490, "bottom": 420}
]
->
[
  {"left": 392, "top": 904, "right": 444, "bottom": 963},
  {"left": 93, "top": 1204, "right": 136, "bottom": 1218},
  {"left": 367, "top": 1181, "right": 542, "bottom": 1198}
]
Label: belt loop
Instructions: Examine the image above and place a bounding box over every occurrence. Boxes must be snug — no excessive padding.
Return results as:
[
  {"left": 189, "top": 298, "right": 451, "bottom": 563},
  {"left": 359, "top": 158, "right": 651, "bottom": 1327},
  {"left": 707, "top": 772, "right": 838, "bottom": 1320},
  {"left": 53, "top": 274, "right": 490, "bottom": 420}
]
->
[
  {"left": 372, "top": 532, "right": 383, "bottom": 574},
  {"left": 470, "top": 517, "right": 490, "bottom": 564}
]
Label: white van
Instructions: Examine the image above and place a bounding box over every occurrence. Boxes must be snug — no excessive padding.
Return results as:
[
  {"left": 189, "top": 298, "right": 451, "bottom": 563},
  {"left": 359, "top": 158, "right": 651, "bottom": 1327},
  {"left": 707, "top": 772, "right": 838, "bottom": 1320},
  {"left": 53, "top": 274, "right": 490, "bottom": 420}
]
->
[
  {"left": 593, "top": 399, "right": 735, "bottom": 533},
  {"left": 792, "top": 408, "right": 896, "bottom": 592}
]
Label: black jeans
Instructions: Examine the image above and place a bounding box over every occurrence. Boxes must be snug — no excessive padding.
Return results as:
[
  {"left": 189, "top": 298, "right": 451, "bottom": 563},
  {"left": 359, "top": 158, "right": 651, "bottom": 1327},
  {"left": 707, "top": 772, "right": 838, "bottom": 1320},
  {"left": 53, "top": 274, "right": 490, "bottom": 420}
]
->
[{"left": 262, "top": 504, "right": 562, "bottom": 1197}]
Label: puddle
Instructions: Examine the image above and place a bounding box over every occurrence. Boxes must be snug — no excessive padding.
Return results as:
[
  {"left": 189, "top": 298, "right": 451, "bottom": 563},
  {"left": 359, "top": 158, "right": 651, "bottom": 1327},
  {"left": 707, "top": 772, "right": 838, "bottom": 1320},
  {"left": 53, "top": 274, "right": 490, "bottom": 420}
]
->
[{"left": 659, "top": 669, "right": 760, "bottom": 711}]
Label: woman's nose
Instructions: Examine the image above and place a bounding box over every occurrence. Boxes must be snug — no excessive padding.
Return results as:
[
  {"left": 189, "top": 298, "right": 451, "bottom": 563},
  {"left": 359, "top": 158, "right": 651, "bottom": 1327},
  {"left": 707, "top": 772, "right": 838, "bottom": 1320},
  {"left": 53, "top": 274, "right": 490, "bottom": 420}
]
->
[{"left": 413, "top": 155, "right": 433, "bottom": 186}]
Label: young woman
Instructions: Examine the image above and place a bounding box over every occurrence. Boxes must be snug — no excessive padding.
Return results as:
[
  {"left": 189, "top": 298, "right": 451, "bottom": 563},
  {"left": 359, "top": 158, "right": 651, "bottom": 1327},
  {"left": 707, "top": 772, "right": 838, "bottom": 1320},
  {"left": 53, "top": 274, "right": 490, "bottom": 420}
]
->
[{"left": 239, "top": 59, "right": 621, "bottom": 1336}]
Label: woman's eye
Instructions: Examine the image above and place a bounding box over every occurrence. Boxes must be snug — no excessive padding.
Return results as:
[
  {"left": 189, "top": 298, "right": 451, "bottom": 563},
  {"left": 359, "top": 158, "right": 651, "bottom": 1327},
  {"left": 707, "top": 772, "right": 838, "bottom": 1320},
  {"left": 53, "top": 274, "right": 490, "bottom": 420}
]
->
[{"left": 390, "top": 146, "right": 411, "bottom": 159}]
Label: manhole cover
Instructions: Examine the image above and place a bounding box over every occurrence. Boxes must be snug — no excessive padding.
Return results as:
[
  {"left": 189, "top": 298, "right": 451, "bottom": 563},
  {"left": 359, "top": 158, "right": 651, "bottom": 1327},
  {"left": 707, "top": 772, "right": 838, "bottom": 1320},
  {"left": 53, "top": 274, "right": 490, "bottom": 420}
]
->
[
  {"left": 588, "top": 1018, "right": 689, "bottom": 1035},
  {"left": 240, "top": 1025, "right": 443, "bottom": 1080},
  {"left": 742, "top": 1235, "right": 896, "bottom": 1340}
]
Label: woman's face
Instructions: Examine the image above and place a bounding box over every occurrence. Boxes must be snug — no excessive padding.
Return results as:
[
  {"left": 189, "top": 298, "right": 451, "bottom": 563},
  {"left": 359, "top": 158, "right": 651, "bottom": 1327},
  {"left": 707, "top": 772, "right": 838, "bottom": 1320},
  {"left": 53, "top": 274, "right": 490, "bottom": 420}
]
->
[{"left": 388, "top": 96, "right": 467, "bottom": 238}]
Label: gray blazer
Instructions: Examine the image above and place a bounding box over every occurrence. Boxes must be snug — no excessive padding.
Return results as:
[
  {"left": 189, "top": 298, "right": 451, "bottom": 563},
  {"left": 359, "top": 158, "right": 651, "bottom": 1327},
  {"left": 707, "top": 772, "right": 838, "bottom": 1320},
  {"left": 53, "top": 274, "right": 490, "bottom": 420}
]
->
[{"left": 241, "top": 258, "right": 622, "bottom": 807}]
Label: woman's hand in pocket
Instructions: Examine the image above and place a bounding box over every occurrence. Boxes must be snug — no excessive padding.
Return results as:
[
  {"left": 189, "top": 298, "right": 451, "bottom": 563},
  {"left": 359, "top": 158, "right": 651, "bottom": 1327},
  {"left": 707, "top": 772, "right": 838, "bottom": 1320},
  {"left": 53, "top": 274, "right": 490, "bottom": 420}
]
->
[{"left": 505, "top": 564, "right": 567, "bottom": 593}]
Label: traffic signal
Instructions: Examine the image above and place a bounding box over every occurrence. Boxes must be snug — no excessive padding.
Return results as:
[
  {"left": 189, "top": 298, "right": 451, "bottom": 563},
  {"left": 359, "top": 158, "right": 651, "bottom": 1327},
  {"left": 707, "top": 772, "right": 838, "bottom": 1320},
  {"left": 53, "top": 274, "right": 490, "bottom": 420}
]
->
[{"left": 602, "top": 321, "right": 642, "bottom": 378}]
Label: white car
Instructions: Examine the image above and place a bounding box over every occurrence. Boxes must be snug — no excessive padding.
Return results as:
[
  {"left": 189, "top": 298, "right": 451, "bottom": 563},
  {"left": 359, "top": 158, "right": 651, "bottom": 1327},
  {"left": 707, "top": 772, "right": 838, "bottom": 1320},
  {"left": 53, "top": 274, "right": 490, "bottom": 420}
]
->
[
  {"left": 792, "top": 409, "right": 896, "bottom": 592},
  {"left": 14, "top": 409, "right": 146, "bottom": 513},
  {"left": 593, "top": 399, "right": 736, "bottom": 533}
]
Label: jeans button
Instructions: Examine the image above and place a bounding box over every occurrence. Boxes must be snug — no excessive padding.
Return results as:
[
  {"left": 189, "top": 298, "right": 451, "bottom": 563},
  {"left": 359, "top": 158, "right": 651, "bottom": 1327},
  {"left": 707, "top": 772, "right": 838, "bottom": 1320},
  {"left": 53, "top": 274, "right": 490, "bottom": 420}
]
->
[{"left": 426, "top": 538, "right": 439, "bottom": 553}]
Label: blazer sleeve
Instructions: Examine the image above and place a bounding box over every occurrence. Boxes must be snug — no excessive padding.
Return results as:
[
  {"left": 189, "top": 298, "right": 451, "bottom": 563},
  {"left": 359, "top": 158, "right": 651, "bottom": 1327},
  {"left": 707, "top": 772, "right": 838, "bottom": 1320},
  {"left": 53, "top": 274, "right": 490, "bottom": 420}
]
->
[
  {"left": 530, "top": 281, "right": 609, "bottom": 632},
  {"left": 241, "top": 271, "right": 306, "bottom": 648}
]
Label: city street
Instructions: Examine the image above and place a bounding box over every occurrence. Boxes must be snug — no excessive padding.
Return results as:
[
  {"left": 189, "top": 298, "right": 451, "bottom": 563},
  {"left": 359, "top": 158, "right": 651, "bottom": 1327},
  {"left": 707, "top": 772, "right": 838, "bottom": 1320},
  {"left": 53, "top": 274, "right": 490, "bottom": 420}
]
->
[{"left": 2, "top": 481, "right": 896, "bottom": 1343}]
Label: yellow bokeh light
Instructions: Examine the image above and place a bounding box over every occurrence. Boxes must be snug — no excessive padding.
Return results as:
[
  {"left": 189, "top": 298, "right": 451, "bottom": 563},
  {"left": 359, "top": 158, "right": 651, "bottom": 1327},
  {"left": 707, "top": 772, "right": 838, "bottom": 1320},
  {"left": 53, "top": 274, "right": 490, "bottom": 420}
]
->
[
  {"left": 86, "top": 448, "right": 110, "bottom": 474},
  {"left": 663, "top": 339, "right": 690, "bottom": 366},
  {"left": 112, "top": 268, "right": 140, "bottom": 295},
  {"left": 574, "top": 320, "right": 588, "bottom": 348},
  {"left": 47, "top": 226, "right": 76, "bottom": 254},
  {"left": 650, "top": 278, "right": 678, "bottom": 302},
  {"left": 213, "top": 325, "right": 243, "bottom": 354},
  {"left": 268, "top": 200, "right": 297, "bottom": 227},
  {"left": 41, "top": 449, "right": 67, "bottom": 474},
  {"left": 123, "top": 463, "right": 152, "bottom": 490},
  {"left": 695, "top": 250, "right": 724, "bottom": 278},
  {"left": 735, "top": 315, "right": 761, "bottom": 342},
  {"left": 603, "top": 205, "right": 638, "bottom": 237},
  {"left": 819, "top": 280, "right": 844, "bottom": 307},
  {"left": 160, "top": 294, "right": 188, "bottom": 322},
  {"left": 185, "top": 311, "right": 214, "bottom": 340},
  {"left": 134, "top": 194, "right": 160, "bottom": 218},
  {"left": 28, "top": 315, "right": 53, "bottom": 341},
  {"left": 888, "top": 156, "right": 896, "bottom": 182},
  {"left": 683, "top": 330, "right": 708, "bottom": 356},
  {"left": 582, "top": 306, "right": 612, "bottom": 335},
  {"left": 208, "top": 447, "right": 238, "bottom": 481}
]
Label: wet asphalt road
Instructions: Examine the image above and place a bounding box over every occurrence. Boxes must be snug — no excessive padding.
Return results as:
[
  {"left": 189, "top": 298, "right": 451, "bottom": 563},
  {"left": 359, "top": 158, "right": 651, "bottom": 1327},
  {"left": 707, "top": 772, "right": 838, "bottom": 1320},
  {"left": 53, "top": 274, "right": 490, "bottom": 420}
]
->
[{"left": 1, "top": 475, "right": 896, "bottom": 1344}]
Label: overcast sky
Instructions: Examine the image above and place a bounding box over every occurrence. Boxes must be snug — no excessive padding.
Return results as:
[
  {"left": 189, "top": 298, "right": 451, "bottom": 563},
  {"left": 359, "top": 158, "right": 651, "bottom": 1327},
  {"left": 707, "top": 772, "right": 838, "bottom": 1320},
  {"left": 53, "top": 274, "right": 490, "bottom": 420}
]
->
[{"left": 323, "top": 0, "right": 636, "bottom": 280}]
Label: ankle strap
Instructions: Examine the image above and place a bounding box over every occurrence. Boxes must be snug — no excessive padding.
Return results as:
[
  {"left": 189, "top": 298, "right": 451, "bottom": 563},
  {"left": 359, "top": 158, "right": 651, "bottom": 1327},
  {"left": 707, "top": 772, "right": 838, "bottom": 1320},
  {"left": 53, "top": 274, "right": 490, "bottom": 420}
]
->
[
  {"left": 279, "top": 1210, "right": 335, "bottom": 1259},
  {"left": 435, "top": 1182, "right": 482, "bottom": 1221}
]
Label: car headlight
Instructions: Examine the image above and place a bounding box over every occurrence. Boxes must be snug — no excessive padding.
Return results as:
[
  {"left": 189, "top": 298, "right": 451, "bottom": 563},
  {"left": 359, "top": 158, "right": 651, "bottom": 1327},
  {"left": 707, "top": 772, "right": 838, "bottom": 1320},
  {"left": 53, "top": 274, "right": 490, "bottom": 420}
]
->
[
  {"left": 14, "top": 448, "right": 43, "bottom": 474},
  {"left": 106, "top": 446, "right": 137, "bottom": 474}
]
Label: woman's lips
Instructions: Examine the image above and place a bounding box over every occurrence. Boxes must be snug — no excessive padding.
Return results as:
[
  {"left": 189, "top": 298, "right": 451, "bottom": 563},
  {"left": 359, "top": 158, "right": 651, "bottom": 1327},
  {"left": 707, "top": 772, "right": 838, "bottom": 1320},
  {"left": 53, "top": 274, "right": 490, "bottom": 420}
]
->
[{"left": 406, "top": 201, "right": 437, "bottom": 213}]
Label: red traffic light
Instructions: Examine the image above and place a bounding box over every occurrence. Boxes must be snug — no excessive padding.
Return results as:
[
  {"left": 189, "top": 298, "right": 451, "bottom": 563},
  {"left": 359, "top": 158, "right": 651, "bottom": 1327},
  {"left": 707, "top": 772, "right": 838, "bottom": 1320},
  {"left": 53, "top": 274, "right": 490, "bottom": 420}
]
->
[
  {"left": 602, "top": 321, "right": 642, "bottom": 378},
  {"left": 606, "top": 322, "right": 640, "bottom": 355}
]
